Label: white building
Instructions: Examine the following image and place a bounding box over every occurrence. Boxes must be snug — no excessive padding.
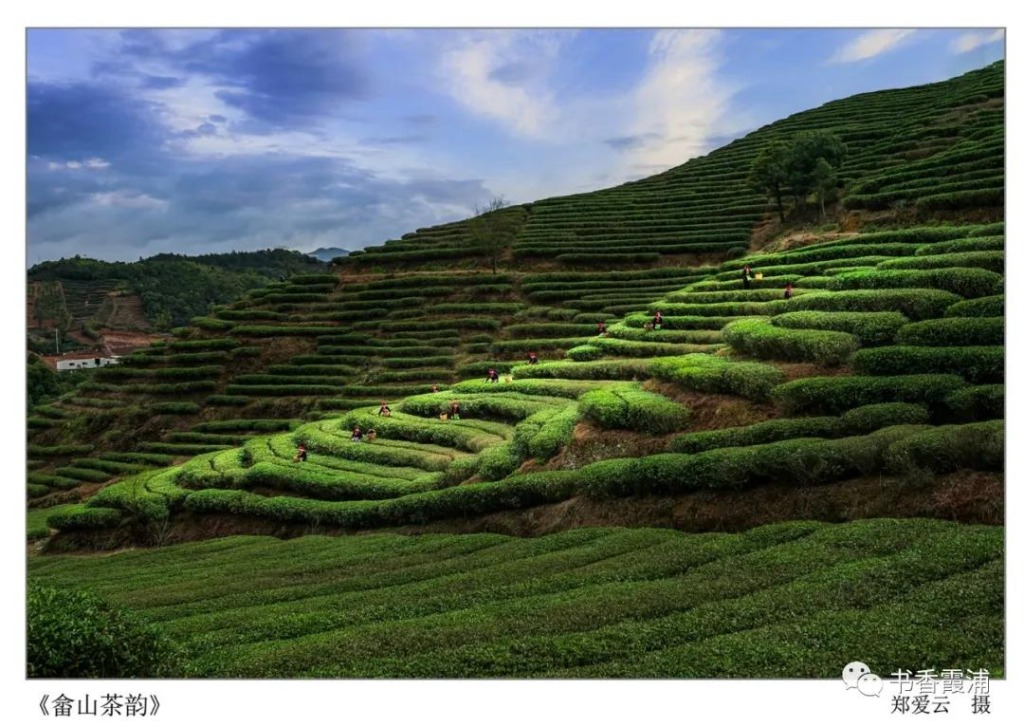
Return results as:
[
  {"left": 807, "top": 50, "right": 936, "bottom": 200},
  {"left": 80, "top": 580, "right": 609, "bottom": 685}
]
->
[{"left": 56, "top": 356, "right": 121, "bottom": 372}]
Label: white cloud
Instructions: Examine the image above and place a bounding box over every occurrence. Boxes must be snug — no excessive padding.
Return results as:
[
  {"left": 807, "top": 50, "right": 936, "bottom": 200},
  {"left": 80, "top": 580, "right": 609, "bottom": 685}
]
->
[
  {"left": 951, "top": 29, "right": 1005, "bottom": 54},
  {"left": 90, "top": 191, "right": 167, "bottom": 209},
  {"left": 828, "top": 29, "right": 916, "bottom": 64},
  {"left": 46, "top": 158, "right": 111, "bottom": 171},
  {"left": 618, "top": 29, "right": 736, "bottom": 175},
  {"left": 438, "top": 31, "right": 565, "bottom": 139}
]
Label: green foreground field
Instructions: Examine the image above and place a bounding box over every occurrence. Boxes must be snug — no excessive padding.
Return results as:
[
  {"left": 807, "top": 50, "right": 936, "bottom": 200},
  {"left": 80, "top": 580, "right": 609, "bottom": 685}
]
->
[{"left": 28, "top": 518, "right": 1003, "bottom": 678}]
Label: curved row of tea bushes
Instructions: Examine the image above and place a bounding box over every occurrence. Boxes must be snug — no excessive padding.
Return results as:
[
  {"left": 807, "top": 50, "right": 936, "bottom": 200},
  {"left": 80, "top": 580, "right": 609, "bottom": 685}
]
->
[
  {"left": 648, "top": 354, "right": 785, "bottom": 402},
  {"left": 578, "top": 384, "right": 692, "bottom": 434},
  {"left": 771, "top": 311, "right": 908, "bottom": 346},
  {"left": 722, "top": 318, "right": 859, "bottom": 366},
  {"left": 772, "top": 374, "right": 965, "bottom": 415},
  {"left": 895, "top": 317, "right": 1003, "bottom": 346},
  {"left": 850, "top": 346, "right": 1003, "bottom": 383},
  {"left": 827, "top": 268, "right": 1002, "bottom": 299}
]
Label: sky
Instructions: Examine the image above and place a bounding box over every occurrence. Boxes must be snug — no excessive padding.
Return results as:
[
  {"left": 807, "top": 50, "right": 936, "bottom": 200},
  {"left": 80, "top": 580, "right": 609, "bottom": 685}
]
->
[{"left": 26, "top": 27, "right": 1005, "bottom": 264}]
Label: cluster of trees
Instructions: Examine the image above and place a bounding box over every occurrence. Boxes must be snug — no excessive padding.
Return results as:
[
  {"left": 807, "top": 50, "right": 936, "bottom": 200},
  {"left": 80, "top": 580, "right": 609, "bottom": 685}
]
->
[
  {"left": 748, "top": 130, "right": 847, "bottom": 222},
  {"left": 27, "top": 250, "right": 328, "bottom": 330}
]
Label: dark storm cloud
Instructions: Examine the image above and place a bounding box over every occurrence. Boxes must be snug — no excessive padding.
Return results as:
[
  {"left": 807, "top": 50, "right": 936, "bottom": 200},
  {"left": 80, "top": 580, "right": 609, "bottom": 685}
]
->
[
  {"left": 30, "top": 144, "right": 493, "bottom": 262},
  {"left": 116, "top": 29, "right": 373, "bottom": 128},
  {"left": 27, "top": 80, "right": 165, "bottom": 163},
  {"left": 28, "top": 30, "right": 486, "bottom": 263}
]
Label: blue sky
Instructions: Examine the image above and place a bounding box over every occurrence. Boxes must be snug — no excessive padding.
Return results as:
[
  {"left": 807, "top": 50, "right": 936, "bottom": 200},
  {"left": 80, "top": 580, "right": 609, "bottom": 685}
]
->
[{"left": 26, "top": 27, "right": 1004, "bottom": 264}]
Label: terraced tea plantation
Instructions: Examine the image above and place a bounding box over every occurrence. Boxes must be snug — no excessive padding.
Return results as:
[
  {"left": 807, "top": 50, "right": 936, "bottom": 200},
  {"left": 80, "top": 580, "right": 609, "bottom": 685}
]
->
[
  {"left": 27, "top": 62, "right": 1004, "bottom": 678},
  {"left": 29, "top": 520, "right": 1002, "bottom": 678}
]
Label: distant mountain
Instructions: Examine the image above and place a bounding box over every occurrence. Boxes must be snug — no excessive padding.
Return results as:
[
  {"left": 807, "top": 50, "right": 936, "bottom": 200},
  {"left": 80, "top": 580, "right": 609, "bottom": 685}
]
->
[{"left": 306, "top": 247, "right": 351, "bottom": 262}]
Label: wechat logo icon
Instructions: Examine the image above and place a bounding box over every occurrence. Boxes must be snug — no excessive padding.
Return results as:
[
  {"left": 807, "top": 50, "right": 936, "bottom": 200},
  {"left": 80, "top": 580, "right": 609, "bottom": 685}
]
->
[{"left": 843, "top": 661, "right": 883, "bottom": 697}]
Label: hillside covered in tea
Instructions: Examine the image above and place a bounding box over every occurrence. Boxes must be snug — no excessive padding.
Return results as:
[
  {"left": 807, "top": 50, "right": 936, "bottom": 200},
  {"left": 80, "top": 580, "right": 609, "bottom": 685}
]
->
[{"left": 27, "top": 61, "right": 1004, "bottom": 679}]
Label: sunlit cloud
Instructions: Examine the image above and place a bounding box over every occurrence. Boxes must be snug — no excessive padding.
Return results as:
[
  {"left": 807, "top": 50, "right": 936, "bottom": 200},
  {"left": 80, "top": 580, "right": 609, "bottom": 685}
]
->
[
  {"left": 951, "top": 29, "right": 1005, "bottom": 54},
  {"left": 828, "top": 29, "right": 916, "bottom": 64}
]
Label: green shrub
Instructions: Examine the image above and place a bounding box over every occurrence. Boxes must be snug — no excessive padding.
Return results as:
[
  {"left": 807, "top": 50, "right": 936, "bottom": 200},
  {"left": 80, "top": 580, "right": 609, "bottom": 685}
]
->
[
  {"left": 919, "top": 235, "right": 1004, "bottom": 255},
  {"left": 622, "top": 314, "right": 741, "bottom": 330},
  {"left": 649, "top": 354, "right": 784, "bottom": 402},
  {"left": 489, "top": 338, "right": 592, "bottom": 354},
  {"left": 566, "top": 344, "right": 603, "bottom": 361},
  {"left": 895, "top": 317, "right": 1003, "bottom": 347},
  {"left": 583, "top": 426, "right": 928, "bottom": 498},
  {"left": 27, "top": 444, "right": 94, "bottom": 457},
  {"left": 477, "top": 442, "right": 520, "bottom": 481},
  {"left": 884, "top": 421, "right": 1003, "bottom": 474},
  {"left": 916, "top": 187, "right": 1003, "bottom": 211},
  {"left": 190, "top": 316, "right": 234, "bottom": 331},
  {"left": 722, "top": 243, "right": 920, "bottom": 271},
  {"left": 944, "top": 385, "right": 1004, "bottom": 422},
  {"left": 54, "top": 467, "right": 111, "bottom": 483},
  {"left": 944, "top": 295, "right": 1004, "bottom": 318},
  {"left": 838, "top": 403, "right": 930, "bottom": 434},
  {"left": 785, "top": 289, "right": 962, "bottom": 320},
  {"left": 28, "top": 584, "right": 182, "bottom": 678},
  {"left": 26, "top": 474, "right": 80, "bottom": 489},
  {"left": 46, "top": 504, "right": 123, "bottom": 530},
  {"left": 851, "top": 346, "right": 1003, "bottom": 383},
  {"left": 722, "top": 319, "right": 859, "bottom": 366},
  {"left": 771, "top": 311, "right": 908, "bottom": 346},
  {"left": 512, "top": 405, "right": 580, "bottom": 461},
  {"left": 28, "top": 483, "right": 49, "bottom": 498},
  {"left": 456, "top": 361, "right": 516, "bottom": 377},
  {"left": 512, "top": 359, "right": 651, "bottom": 381},
  {"left": 578, "top": 384, "right": 691, "bottom": 434},
  {"left": 773, "top": 375, "right": 966, "bottom": 415},
  {"left": 590, "top": 337, "right": 720, "bottom": 358},
  {"left": 452, "top": 379, "right": 599, "bottom": 398},
  {"left": 398, "top": 392, "right": 551, "bottom": 423},
  {"left": 671, "top": 417, "right": 841, "bottom": 454},
  {"left": 828, "top": 268, "right": 1002, "bottom": 299},
  {"left": 605, "top": 324, "right": 723, "bottom": 345},
  {"left": 879, "top": 251, "right": 1004, "bottom": 273}
]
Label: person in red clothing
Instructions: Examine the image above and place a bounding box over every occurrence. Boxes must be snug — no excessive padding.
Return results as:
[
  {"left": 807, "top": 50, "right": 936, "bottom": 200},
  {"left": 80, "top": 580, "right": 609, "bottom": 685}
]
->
[
  {"left": 293, "top": 443, "right": 308, "bottom": 462},
  {"left": 486, "top": 367, "right": 499, "bottom": 383},
  {"left": 652, "top": 310, "right": 663, "bottom": 329},
  {"left": 527, "top": 351, "right": 539, "bottom": 365},
  {"left": 784, "top": 282, "right": 794, "bottom": 300},
  {"left": 449, "top": 400, "right": 461, "bottom": 420},
  {"left": 596, "top": 321, "right": 607, "bottom": 335}
]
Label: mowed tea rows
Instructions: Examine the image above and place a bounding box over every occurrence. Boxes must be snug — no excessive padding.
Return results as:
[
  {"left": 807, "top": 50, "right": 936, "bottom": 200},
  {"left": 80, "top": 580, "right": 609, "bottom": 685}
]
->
[
  {"left": 26, "top": 62, "right": 1004, "bottom": 678},
  {"left": 28, "top": 519, "right": 1003, "bottom": 678}
]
